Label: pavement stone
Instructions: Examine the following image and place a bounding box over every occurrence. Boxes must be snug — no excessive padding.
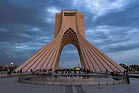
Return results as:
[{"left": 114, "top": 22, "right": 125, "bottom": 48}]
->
[{"left": 0, "top": 77, "right": 139, "bottom": 93}]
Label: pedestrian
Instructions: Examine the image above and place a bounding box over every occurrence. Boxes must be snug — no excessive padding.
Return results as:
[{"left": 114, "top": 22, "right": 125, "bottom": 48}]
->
[
  {"left": 20, "top": 69, "right": 22, "bottom": 74},
  {"left": 126, "top": 71, "right": 130, "bottom": 84}
]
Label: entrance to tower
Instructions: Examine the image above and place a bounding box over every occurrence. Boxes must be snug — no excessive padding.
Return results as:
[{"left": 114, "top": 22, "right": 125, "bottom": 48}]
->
[
  {"left": 58, "top": 44, "right": 81, "bottom": 69},
  {"left": 56, "top": 28, "right": 82, "bottom": 69}
]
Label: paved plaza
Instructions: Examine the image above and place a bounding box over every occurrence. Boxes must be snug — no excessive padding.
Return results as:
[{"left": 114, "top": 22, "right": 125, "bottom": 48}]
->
[{"left": 0, "top": 77, "right": 139, "bottom": 93}]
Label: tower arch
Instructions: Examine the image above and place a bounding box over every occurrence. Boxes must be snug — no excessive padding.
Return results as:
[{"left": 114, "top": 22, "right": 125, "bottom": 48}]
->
[
  {"left": 15, "top": 10, "right": 125, "bottom": 72},
  {"left": 54, "top": 28, "right": 84, "bottom": 69},
  {"left": 58, "top": 44, "right": 81, "bottom": 68}
]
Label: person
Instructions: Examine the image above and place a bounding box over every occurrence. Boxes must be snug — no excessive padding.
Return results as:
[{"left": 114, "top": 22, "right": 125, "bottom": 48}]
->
[
  {"left": 116, "top": 70, "right": 118, "bottom": 76},
  {"left": 123, "top": 70, "right": 126, "bottom": 76},
  {"left": 55, "top": 70, "right": 58, "bottom": 74},
  {"left": 105, "top": 69, "right": 108, "bottom": 77},
  {"left": 31, "top": 69, "right": 33, "bottom": 72},
  {"left": 20, "top": 69, "right": 22, "bottom": 74},
  {"left": 7, "top": 71, "right": 9, "bottom": 76},
  {"left": 9, "top": 69, "right": 12, "bottom": 76},
  {"left": 106, "top": 69, "right": 108, "bottom": 74},
  {"left": 7, "top": 69, "right": 10, "bottom": 76},
  {"left": 126, "top": 71, "right": 130, "bottom": 84},
  {"left": 61, "top": 70, "right": 64, "bottom": 74},
  {"left": 74, "top": 69, "right": 76, "bottom": 74}
]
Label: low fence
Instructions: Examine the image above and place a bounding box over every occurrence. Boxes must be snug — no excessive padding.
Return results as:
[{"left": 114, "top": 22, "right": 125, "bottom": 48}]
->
[{"left": 18, "top": 74, "right": 126, "bottom": 85}]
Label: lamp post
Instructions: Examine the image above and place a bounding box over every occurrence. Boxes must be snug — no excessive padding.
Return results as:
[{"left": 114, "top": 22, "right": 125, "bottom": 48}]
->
[{"left": 11, "top": 62, "right": 13, "bottom": 65}]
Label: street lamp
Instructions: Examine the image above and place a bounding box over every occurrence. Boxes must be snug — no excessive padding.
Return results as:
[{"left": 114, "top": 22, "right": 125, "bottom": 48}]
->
[{"left": 11, "top": 62, "right": 13, "bottom": 65}]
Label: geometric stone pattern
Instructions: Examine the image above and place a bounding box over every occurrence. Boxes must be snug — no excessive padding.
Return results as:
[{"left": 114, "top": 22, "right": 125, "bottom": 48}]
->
[{"left": 15, "top": 10, "right": 125, "bottom": 72}]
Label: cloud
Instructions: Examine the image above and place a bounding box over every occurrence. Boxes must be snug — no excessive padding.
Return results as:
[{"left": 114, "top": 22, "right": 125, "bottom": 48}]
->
[
  {"left": 0, "top": 27, "right": 8, "bottom": 32},
  {"left": 47, "top": 7, "right": 60, "bottom": 14},
  {"left": 43, "top": 6, "right": 61, "bottom": 23},
  {"left": 107, "top": 48, "right": 139, "bottom": 65},
  {"left": 86, "top": 25, "right": 139, "bottom": 54},
  {"left": 94, "top": 2, "right": 139, "bottom": 26},
  {"left": 73, "top": 0, "right": 134, "bottom": 18}
]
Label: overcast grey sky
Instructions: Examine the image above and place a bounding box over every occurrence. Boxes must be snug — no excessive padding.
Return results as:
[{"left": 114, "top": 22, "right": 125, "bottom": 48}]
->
[{"left": 0, "top": 0, "right": 139, "bottom": 67}]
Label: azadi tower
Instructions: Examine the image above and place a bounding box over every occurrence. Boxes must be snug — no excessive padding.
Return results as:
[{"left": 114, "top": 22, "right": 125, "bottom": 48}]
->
[{"left": 16, "top": 10, "right": 125, "bottom": 72}]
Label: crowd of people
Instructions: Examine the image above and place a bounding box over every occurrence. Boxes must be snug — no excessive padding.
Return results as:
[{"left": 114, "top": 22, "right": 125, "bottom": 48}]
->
[
  {"left": 32, "top": 68, "right": 92, "bottom": 75},
  {"left": 4, "top": 67, "right": 129, "bottom": 84}
]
